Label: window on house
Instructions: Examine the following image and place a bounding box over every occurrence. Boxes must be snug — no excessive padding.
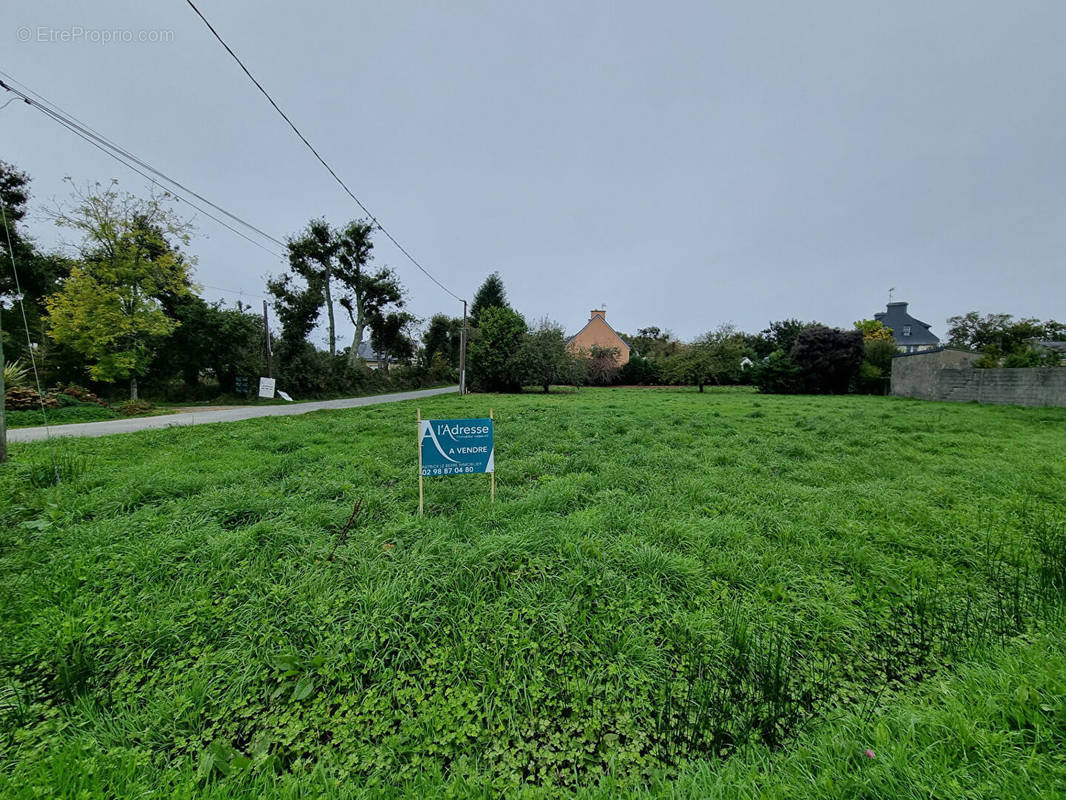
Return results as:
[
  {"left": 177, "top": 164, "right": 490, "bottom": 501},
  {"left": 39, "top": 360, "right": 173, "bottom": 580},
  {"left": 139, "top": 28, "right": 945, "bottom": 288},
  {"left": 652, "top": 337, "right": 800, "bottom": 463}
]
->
[{"left": 902, "top": 325, "right": 912, "bottom": 336}]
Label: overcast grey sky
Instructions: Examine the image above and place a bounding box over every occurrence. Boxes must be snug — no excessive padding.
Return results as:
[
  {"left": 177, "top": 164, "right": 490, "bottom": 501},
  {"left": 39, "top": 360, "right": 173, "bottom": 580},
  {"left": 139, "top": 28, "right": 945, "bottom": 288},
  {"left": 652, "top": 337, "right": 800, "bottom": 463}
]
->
[{"left": 3, "top": 1, "right": 1064, "bottom": 346}]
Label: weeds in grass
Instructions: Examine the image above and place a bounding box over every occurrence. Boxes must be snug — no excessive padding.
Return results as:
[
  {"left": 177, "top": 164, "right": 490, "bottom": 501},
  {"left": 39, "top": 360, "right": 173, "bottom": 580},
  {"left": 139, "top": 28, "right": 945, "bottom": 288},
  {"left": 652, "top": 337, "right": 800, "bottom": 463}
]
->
[
  {"left": 20, "top": 452, "right": 91, "bottom": 488},
  {"left": 1, "top": 389, "right": 1065, "bottom": 797}
]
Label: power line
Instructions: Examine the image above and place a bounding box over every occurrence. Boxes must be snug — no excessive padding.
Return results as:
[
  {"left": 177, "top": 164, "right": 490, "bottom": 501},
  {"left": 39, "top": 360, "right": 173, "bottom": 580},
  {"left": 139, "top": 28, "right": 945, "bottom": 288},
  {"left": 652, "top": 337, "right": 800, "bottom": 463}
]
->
[
  {"left": 0, "top": 73, "right": 288, "bottom": 259},
  {"left": 183, "top": 0, "right": 465, "bottom": 303}
]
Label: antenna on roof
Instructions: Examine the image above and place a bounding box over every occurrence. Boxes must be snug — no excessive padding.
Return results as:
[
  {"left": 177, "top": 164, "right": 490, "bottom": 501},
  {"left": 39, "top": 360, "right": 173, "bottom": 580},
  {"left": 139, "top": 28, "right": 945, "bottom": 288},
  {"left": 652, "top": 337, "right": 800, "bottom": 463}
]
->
[{"left": 888, "top": 287, "right": 895, "bottom": 303}]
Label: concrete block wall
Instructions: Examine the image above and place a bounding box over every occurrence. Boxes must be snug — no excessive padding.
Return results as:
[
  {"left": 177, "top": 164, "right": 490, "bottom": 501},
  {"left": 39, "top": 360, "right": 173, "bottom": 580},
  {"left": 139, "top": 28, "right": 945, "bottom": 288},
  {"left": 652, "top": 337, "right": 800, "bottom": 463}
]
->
[{"left": 892, "top": 350, "right": 1066, "bottom": 407}]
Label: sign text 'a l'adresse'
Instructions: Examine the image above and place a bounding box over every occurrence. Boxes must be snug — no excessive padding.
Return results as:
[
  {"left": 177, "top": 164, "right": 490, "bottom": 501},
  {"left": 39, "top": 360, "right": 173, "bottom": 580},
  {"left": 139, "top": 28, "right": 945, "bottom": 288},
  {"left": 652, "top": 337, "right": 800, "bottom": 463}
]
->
[{"left": 419, "top": 418, "right": 494, "bottom": 476}]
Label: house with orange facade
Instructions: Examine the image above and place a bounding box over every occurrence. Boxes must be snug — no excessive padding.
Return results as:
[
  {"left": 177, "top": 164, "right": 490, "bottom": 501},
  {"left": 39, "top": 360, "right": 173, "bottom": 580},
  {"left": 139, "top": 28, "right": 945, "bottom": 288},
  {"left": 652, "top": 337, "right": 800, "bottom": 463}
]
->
[{"left": 566, "top": 309, "right": 630, "bottom": 366}]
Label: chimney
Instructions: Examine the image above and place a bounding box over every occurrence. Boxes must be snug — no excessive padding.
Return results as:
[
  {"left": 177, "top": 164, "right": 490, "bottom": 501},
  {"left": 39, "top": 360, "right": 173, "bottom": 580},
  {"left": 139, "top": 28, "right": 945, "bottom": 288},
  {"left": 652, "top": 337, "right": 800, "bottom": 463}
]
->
[
  {"left": 590, "top": 309, "right": 606, "bottom": 321},
  {"left": 887, "top": 301, "right": 907, "bottom": 311}
]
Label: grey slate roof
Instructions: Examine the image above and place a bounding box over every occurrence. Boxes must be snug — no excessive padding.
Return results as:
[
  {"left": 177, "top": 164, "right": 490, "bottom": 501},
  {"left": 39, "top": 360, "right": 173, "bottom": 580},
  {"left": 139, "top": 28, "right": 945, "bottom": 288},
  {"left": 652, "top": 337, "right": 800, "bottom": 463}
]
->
[
  {"left": 873, "top": 302, "right": 941, "bottom": 347},
  {"left": 356, "top": 341, "right": 393, "bottom": 362},
  {"left": 1033, "top": 340, "right": 1066, "bottom": 355}
]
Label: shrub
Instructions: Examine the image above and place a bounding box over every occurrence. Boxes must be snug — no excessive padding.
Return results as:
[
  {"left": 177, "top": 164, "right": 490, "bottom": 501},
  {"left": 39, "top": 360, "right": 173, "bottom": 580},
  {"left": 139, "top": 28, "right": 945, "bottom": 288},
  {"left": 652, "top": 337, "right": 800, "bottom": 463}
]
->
[
  {"left": 119, "top": 400, "right": 154, "bottom": 416},
  {"left": 619, "top": 354, "right": 662, "bottom": 385},
  {"left": 789, "top": 326, "right": 864, "bottom": 394},
  {"left": 583, "top": 346, "right": 622, "bottom": 386},
  {"left": 3, "top": 358, "right": 30, "bottom": 389},
  {"left": 5, "top": 386, "right": 59, "bottom": 411},
  {"left": 753, "top": 350, "right": 804, "bottom": 394}
]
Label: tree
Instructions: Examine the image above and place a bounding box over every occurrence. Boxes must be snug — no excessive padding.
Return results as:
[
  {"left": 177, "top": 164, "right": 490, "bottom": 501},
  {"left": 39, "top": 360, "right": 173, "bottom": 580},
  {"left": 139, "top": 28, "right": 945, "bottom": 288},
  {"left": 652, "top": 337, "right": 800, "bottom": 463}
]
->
[
  {"left": 855, "top": 338, "right": 899, "bottom": 394},
  {"left": 370, "top": 310, "right": 418, "bottom": 372},
  {"left": 789, "top": 326, "right": 864, "bottom": 394},
  {"left": 422, "top": 314, "right": 463, "bottom": 368},
  {"left": 44, "top": 183, "right": 194, "bottom": 400},
  {"left": 628, "top": 326, "right": 682, "bottom": 360},
  {"left": 519, "top": 318, "right": 573, "bottom": 393},
  {"left": 761, "top": 319, "right": 821, "bottom": 355},
  {"left": 663, "top": 325, "right": 746, "bottom": 391},
  {"left": 0, "top": 162, "right": 72, "bottom": 365},
  {"left": 152, "top": 296, "right": 266, "bottom": 392},
  {"left": 283, "top": 218, "right": 338, "bottom": 354},
  {"left": 583, "top": 345, "right": 621, "bottom": 386},
  {"left": 334, "top": 221, "right": 404, "bottom": 366},
  {"left": 274, "top": 219, "right": 405, "bottom": 366},
  {"left": 854, "top": 319, "right": 895, "bottom": 343},
  {"left": 946, "top": 311, "right": 1064, "bottom": 367},
  {"left": 469, "top": 306, "right": 526, "bottom": 391},
  {"left": 470, "top": 272, "right": 509, "bottom": 327}
]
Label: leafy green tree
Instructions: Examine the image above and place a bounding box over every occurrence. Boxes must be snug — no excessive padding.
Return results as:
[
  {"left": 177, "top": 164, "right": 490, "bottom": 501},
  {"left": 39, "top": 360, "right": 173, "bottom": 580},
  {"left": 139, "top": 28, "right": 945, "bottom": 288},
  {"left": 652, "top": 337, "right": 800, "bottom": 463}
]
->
[
  {"left": 762, "top": 319, "right": 821, "bottom": 355},
  {"left": 282, "top": 218, "right": 338, "bottom": 354},
  {"left": 470, "top": 272, "right": 509, "bottom": 327},
  {"left": 335, "top": 221, "right": 405, "bottom": 366},
  {"left": 267, "top": 270, "right": 323, "bottom": 355},
  {"left": 370, "top": 310, "right": 418, "bottom": 372},
  {"left": 854, "top": 319, "right": 894, "bottom": 342},
  {"left": 519, "top": 318, "right": 573, "bottom": 393},
  {"left": 422, "top": 314, "right": 462, "bottom": 368},
  {"left": 273, "top": 219, "right": 405, "bottom": 366},
  {"left": 855, "top": 338, "right": 899, "bottom": 394},
  {"left": 664, "top": 325, "right": 746, "bottom": 391},
  {"left": 628, "top": 326, "right": 682, "bottom": 360},
  {"left": 0, "top": 162, "right": 72, "bottom": 364},
  {"left": 947, "top": 312, "right": 1064, "bottom": 367},
  {"left": 789, "top": 326, "right": 864, "bottom": 394},
  {"left": 946, "top": 312, "right": 1063, "bottom": 352},
  {"left": 152, "top": 296, "right": 266, "bottom": 392},
  {"left": 45, "top": 184, "right": 194, "bottom": 400},
  {"left": 469, "top": 306, "right": 526, "bottom": 391}
]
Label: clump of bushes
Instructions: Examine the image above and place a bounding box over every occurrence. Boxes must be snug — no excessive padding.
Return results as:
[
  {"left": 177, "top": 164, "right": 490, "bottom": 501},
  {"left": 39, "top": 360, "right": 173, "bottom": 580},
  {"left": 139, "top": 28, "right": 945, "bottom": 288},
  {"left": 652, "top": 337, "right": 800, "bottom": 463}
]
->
[
  {"left": 4, "top": 386, "right": 60, "bottom": 411},
  {"left": 119, "top": 400, "right": 154, "bottom": 416},
  {"left": 50, "top": 384, "right": 106, "bottom": 405}
]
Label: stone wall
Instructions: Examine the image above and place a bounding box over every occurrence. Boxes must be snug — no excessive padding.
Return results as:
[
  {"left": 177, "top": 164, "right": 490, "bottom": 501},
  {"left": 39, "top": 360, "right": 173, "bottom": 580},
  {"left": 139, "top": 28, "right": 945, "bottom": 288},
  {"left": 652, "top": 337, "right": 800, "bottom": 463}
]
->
[
  {"left": 890, "top": 349, "right": 980, "bottom": 401},
  {"left": 891, "top": 349, "right": 1066, "bottom": 407}
]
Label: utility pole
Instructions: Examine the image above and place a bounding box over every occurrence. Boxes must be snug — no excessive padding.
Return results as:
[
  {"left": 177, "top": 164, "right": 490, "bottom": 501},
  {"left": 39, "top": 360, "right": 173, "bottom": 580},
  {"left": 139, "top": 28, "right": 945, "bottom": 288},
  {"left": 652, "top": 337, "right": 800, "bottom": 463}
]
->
[
  {"left": 263, "top": 299, "right": 274, "bottom": 379},
  {"left": 459, "top": 299, "right": 467, "bottom": 395}
]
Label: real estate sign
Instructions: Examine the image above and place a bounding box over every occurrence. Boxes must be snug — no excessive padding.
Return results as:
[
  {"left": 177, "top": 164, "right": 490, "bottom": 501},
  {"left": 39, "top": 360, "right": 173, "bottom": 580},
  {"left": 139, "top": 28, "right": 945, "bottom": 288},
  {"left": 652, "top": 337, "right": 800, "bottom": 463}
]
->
[
  {"left": 258, "top": 377, "right": 276, "bottom": 399},
  {"left": 419, "top": 417, "right": 494, "bottom": 476}
]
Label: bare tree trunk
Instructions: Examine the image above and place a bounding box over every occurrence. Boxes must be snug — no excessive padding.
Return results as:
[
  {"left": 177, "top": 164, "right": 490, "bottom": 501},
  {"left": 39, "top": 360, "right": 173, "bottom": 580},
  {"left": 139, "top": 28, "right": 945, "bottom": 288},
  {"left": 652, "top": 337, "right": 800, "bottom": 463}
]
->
[
  {"left": 346, "top": 304, "right": 367, "bottom": 368},
  {"left": 130, "top": 376, "right": 138, "bottom": 401},
  {"left": 324, "top": 274, "right": 336, "bottom": 356}
]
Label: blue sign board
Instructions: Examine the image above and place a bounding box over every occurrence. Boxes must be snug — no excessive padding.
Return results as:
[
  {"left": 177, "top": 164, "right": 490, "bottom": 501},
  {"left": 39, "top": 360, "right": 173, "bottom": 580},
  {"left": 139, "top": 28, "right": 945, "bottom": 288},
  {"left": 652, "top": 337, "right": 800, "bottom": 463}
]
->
[{"left": 419, "top": 417, "right": 494, "bottom": 477}]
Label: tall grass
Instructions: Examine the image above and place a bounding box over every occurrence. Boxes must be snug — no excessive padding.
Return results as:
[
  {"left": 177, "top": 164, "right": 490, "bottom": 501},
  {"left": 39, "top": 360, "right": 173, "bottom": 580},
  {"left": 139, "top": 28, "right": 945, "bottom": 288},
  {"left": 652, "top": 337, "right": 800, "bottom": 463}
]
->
[{"left": 1, "top": 388, "right": 1064, "bottom": 797}]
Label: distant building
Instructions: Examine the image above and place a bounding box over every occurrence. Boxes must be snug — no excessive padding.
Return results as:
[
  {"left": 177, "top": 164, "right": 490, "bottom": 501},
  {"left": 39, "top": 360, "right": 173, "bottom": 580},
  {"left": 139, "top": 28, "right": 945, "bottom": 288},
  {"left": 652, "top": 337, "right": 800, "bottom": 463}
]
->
[
  {"left": 356, "top": 340, "right": 394, "bottom": 370},
  {"left": 874, "top": 302, "right": 940, "bottom": 353},
  {"left": 1031, "top": 339, "right": 1066, "bottom": 357},
  {"left": 566, "top": 309, "right": 630, "bottom": 366}
]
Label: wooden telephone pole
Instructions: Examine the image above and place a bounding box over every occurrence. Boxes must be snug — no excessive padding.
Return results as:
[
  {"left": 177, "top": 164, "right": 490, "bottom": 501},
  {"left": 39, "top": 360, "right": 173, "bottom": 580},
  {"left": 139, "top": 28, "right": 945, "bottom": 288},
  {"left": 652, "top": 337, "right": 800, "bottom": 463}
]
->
[
  {"left": 459, "top": 300, "right": 468, "bottom": 395},
  {"left": 263, "top": 300, "right": 274, "bottom": 378}
]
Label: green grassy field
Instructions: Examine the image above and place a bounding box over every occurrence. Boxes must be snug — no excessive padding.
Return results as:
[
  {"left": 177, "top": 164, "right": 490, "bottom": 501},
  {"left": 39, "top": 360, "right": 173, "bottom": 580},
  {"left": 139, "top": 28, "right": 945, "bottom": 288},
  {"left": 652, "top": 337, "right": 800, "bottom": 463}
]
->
[{"left": 2, "top": 388, "right": 1065, "bottom": 798}]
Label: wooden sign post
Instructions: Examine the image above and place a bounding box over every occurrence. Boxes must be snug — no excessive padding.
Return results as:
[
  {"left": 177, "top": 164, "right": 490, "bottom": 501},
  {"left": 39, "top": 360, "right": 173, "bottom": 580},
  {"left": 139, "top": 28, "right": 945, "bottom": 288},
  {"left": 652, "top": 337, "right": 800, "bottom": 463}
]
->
[
  {"left": 417, "top": 407, "right": 424, "bottom": 515},
  {"left": 417, "top": 411, "right": 495, "bottom": 514}
]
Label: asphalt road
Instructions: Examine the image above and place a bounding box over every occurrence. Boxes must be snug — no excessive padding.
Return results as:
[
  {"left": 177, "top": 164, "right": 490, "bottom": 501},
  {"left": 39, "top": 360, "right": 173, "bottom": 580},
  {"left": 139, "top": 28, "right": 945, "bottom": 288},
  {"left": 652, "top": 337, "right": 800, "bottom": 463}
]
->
[{"left": 7, "top": 386, "right": 459, "bottom": 442}]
